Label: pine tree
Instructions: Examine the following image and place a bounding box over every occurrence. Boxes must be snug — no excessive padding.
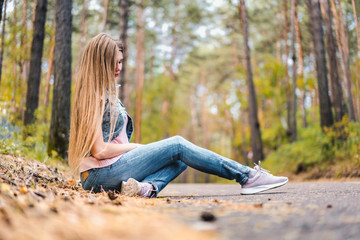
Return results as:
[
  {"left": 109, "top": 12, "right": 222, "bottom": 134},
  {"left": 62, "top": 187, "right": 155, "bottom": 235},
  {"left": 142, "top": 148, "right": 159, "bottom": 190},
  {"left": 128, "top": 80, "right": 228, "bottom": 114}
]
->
[
  {"left": 305, "top": 0, "right": 334, "bottom": 129},
  {"left": 24, "top": 0, "right": 48, "bottom": 125},
  {"left": 239, "top": 0, "right": 264, "bottom": 163},
  {"left": 48, "top": 0, "right": 72, "bottom": 159},
  {"left": 135, "top": 0, "right": 145, "bottom": 143}
]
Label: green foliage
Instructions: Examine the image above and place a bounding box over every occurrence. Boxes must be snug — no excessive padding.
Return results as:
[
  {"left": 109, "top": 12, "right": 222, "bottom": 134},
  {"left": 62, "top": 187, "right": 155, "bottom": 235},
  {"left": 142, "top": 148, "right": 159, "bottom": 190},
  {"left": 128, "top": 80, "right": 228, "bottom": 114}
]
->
[
  {"left": 185, "top": 3, "right": 202, "bottom": 24},
  {"left": 263, "top": 126, "right": 326, "bottom": 174},
  {"left": 262, "top": 120, "right": 360, "bottom": 177},
  {"left": 0, "top": 106, "right": 63, "bottom": 167},
  {"left": 261, "top": 123, "right": 287, "bottom": 152},
  {"left": 141, "top": 73, "right": 190, "bottom": 143}
]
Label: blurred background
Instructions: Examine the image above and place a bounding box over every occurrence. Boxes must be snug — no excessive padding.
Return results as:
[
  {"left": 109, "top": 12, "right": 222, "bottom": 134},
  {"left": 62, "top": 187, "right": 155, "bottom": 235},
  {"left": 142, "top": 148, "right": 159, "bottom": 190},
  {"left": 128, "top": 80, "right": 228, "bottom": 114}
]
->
[{"left": 0, "top": 0, "right": 359, "bottom": 182}]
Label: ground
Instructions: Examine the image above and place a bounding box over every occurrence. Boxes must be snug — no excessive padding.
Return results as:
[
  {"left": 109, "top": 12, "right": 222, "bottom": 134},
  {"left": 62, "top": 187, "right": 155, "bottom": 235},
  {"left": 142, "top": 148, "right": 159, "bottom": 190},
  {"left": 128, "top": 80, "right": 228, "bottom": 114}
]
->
[
  {"left": 161, "top": 182, "right": 360, "bottom": 240},
  {"left": 0, "top": 154, "right": 359, "bottom": 240}
]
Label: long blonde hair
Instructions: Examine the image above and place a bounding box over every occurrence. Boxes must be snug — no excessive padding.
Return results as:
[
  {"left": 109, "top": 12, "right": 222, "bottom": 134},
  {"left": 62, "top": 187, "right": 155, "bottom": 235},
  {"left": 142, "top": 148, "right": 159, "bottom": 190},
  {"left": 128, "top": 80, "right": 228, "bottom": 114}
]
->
[{"left": 68, "top": 33, "right": 122, "bottom": 175}]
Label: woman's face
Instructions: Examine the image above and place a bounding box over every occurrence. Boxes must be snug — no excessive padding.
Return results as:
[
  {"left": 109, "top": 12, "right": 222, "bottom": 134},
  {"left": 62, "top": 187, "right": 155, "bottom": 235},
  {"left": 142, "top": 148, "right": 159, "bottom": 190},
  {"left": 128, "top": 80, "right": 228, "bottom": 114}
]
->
[{"left": 115, "top": 51, "right": 123, "bottom": 78}]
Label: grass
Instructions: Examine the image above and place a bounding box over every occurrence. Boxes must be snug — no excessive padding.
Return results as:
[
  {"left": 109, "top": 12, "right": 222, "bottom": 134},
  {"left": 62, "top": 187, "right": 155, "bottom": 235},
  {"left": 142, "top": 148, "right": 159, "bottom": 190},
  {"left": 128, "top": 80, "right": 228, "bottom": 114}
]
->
[{"left": 262, "top": 120, "right": 360, "bottom": 179}]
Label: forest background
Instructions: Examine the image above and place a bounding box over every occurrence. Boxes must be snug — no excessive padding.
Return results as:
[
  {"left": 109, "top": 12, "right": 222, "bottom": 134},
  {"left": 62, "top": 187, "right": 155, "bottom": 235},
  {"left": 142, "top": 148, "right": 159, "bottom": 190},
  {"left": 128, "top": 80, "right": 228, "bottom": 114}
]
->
[{"left": 0, "top": 0, "right": 359, "bottom": 182}]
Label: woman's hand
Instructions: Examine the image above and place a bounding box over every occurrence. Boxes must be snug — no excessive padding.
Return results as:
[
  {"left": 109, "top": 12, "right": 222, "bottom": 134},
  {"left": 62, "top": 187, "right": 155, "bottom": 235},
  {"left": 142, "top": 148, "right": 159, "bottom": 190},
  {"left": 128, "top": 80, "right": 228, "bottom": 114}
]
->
[
  {"left": 92, "top": 142, "right": 143, "bottom": 160},
  {"left": 91, "top": 125, "right": 144, "bottom": 159},
  {"left": 128, "top": 143, "right": 143, "bottom": 150}
]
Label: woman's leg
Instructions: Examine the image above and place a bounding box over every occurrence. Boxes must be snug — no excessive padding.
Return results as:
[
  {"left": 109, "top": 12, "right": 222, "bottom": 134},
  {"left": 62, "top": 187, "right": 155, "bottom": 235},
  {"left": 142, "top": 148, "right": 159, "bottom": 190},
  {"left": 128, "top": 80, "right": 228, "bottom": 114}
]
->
[
  {"left": 141, "top": 161, "right": 187, "bottom": 197},
  {"left": 118, "top": 136, "right": 250, "bottom": 191},
  {"left": 85, "top": 135, "right": 250, "bottom": 194}
]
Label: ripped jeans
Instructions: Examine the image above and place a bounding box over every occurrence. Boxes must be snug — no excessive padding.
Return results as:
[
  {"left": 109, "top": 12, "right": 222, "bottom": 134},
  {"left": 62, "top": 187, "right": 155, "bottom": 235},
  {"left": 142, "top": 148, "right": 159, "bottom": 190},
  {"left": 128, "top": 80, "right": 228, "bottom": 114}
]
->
[{"left": 80, "top": 136, "right": 251, "bottom": 197}]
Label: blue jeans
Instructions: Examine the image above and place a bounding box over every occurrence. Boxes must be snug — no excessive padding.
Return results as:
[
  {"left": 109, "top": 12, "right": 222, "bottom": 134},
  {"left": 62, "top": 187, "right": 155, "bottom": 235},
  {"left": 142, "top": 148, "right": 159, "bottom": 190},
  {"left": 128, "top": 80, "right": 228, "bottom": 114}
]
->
[{"left": 80, "top": 136, "right": 250, "bottom": 197}]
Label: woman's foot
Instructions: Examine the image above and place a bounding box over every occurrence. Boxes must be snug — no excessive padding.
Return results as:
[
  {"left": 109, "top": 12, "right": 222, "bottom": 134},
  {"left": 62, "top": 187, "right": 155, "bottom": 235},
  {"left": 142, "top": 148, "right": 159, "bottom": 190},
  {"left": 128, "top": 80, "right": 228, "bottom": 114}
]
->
[
  {"left": 121, "top": 178, "right": 154, "bottom": 197},
  {"left": 241, "top": 162, "right": 288, "bottom": 195}
]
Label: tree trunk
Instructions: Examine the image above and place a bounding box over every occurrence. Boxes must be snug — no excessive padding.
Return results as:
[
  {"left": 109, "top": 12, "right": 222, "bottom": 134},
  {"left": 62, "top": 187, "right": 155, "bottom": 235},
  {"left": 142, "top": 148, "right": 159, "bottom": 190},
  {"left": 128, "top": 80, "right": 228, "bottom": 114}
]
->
[
  {"left": 283, "top": 0, "right": 292, "bottom": 138},
  {"left": 135, "top": 0, "right": 145, "bottom": 143},
  {"left": 337, "top": 0, "right": 356, "bottom": 121},
  {"left": 230, "top": 24, "right": 247, "bottom": 163},
  {"left": 189, "top": 91, "right": 199, "bottom": 144},
  {"left": 200, "top": 72, "right": 208, "bottom": 150},
  {"left": 239, "top": 0, "right": 264, "bottom": 163},
  {"left": 20, "top": 0, "right": 28, "bottom": 72},
  {"left": 168, "top": 0, "right": 179, "bottom": 82},
  {"left": 161, "top": 0, "right": 179, "bottom": 139},
  {"left": 0, "top": 0, "right": 4, "bottom": 25},
  {"left": 330, "top": 0, "right": 356, "bottom": 121},
  {"left": 21, "top": 0, "right": 27, "bottom": 45},
  {"left": 224, "top": 106, "right": 236, "bottom": 160},
  {"left": 232, "top": 37, "right": 240, "bottom": 67},
  {"left": 240, "top": 112, "right": 249, "bottom": 165},
  {"left": 0, "top": 0, "right": 7, "bottom": 85},
  {"left": 306, "top": 0, "right": 334, "bottom": 129},
  {"left": 294, "top": 2, "right": 307, "bottom": 128},
  {"left": 44, "top": 34, "right": 55, "bottom": 107},
  {"left": 18, "top": 0, "right": 28, "bottom": 121},
  {"left": 118, "top": 0, "right": 129, "bottom": 103},
  {"left": 290, "top": 0, "right": 297, "bottom": 141},
  {"left": 24, "top": 0, "right": 47, "bottom": 125},
  {"left": 200, "top": 68, "right": 210, "bottom": 183},
  {"left": 48, "top": 0, "right": 72, "bottom": 159},
  {"left": 160, "top": 99, "right": 169, "bottom": 138},
  {"left": 355, "top": 59, "right": 360, "bottom": 121},
  {"left": 32, "top": 0, "right": 38, "bottom": 24},
  {"left": 11, "top": 0, "right": 18, "bottom": 116},
  {"left": 320, "top": 0, "right": 347, "bottom": 123},
  {"left": 351, "top": 0, "right": 360, "bottom": 119},
  {"left": 77, "top": 0, "right": 88, "bottom": 65},
  {"left": 102, "top": 0, "right": 108, "bottom": 32}
]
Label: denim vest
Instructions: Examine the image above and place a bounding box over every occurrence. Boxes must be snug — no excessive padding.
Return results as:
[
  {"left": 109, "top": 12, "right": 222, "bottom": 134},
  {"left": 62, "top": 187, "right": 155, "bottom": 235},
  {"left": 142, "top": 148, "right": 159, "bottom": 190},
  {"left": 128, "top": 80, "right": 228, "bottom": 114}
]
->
[{"left": 102, "top": 97, "right": 133, "bottom": 142}]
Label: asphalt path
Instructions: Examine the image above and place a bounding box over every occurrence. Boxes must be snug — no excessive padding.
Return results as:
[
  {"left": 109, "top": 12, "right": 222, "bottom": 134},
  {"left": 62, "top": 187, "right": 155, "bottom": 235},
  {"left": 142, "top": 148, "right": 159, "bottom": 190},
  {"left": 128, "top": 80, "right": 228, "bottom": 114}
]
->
[{"left": 159, "top": 182, "right": 360, "bottom": 240}]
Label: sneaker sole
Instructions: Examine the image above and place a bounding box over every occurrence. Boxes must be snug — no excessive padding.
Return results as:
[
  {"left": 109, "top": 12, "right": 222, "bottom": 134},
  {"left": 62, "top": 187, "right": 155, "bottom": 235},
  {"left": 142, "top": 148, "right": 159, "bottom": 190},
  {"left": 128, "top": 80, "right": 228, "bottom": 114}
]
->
[
  {"left": 240, "top": 179, "right": 288, "bottom": 195},
  {"left": 121, "top": 178, "right": 140, "bottom": 197}
]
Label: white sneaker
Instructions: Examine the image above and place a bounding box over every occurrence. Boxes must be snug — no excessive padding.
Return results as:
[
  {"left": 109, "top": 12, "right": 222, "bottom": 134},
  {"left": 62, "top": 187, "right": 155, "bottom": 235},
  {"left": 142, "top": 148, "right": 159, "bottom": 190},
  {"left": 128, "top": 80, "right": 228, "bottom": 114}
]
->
[
  {"left": 241, "top": 161, "right": 288, "bottom": 195},
  {"left": 121, "top": 178, "right": 154, "bottom": 197}
]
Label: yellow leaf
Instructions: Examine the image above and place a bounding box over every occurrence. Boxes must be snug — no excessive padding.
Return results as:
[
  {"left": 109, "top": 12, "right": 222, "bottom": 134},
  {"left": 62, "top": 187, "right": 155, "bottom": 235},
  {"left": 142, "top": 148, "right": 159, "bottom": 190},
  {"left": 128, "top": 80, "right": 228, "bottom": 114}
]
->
[
  {"left": 20, "top": 185, "right": 28, "bottom": 194},
  {"left": 66, "top": 180, "right": 76, "bottom": 187}
]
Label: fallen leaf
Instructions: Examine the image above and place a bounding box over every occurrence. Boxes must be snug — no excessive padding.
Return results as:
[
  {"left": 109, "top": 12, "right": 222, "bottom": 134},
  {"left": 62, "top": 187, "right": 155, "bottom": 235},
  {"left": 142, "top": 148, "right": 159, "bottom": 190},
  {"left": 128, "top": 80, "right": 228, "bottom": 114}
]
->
[
  {"left": 66, "top": 180, "right": 76, "bottom": 187},
  {"left": 20, "top": 185, "right": 28, "bottom": 194}
]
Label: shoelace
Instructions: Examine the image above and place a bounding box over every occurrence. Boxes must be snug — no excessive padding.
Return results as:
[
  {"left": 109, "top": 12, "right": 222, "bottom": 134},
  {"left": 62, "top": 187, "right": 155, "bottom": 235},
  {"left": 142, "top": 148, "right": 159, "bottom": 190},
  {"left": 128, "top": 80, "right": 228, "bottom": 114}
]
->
[{"left": 254, "top": 161, "right": 271, "bottom": 175}]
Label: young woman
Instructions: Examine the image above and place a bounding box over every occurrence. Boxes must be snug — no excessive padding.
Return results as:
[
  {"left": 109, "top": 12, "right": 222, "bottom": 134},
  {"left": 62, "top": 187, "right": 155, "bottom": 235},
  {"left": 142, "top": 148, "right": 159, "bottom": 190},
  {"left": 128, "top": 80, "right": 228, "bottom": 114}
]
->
[{"left": 68, "top": 33, "right": 288, "bottom": 198}]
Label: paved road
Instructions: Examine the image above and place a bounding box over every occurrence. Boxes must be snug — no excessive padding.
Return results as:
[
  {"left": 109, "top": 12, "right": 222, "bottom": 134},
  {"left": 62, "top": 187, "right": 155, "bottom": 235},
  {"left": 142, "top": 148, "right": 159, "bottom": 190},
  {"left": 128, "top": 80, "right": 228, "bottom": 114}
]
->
[{"left": 159, "top": 182, "right": 360, "bottom": 240}]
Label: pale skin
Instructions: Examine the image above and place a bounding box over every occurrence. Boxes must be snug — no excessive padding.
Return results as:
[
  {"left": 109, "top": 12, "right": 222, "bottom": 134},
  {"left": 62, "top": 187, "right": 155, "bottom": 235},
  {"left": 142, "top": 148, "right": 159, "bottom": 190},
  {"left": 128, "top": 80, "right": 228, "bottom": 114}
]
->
[{"left": 91, "top": 50, "right": 142, "bottom": 160}]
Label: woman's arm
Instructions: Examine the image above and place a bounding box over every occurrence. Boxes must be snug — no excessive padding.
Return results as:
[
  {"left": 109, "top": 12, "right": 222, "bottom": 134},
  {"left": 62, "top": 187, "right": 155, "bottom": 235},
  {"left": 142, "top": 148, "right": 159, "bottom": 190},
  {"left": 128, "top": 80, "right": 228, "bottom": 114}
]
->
[{"left": 91, "top": 125, "right": 141, "bottom": 160}]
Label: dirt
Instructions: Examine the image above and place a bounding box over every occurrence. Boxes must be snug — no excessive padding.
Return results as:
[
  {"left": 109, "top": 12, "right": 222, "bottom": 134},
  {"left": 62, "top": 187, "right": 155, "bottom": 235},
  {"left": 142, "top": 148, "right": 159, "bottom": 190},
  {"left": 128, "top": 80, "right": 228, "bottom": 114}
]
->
[{"left": 0, "top": 154, "right": 219, "bottom": 240}]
